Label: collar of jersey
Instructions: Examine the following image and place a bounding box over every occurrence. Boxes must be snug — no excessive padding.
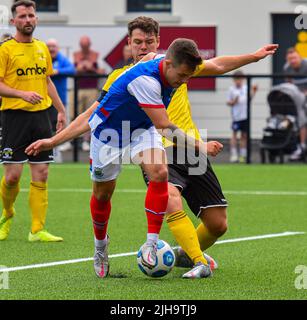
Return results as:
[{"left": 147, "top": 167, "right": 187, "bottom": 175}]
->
[{"left": 13, "top": 37, "right": 34, "bottom": 44}]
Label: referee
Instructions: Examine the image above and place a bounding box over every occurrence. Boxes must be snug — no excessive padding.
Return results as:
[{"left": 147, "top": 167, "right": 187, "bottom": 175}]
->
[{"left": 0, "top": 1, "right": 66, "bottom": 241}]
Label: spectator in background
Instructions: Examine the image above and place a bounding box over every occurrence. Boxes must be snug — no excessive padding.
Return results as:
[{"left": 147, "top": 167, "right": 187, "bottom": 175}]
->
[
  {"left": 227, "top": 70, "right": 258, "bottom": 163},
  {"left": 283, "top": 47, "right": 307, "bottom": 161},
  {"left": 47, "top": 39, "right": 75, "bottom": 160},
  {"left": 114, "top": 44, "right": 133, "bottom": 69},
  {"left": 73, "top": 36, "right": 105, "bottom": 151}
]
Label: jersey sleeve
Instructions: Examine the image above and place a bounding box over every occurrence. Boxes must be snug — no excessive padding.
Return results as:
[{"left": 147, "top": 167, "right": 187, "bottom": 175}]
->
[
  {"left": 0, "top": 46, "right": 8, "bottom": 78},
  {"left": 102, "top": 64, "right": 132, "bottom": 91},
  {"left": 127, "top": 75, "right": 165, "bottom": 108},
  {"left": 193, "top": 61, "right": 205, "bottom": 77},
  {"left": 102, "top": 69, "right": 121, "bottom": 92},
  {"left": 97, "top": 90, "right": 107, "bottom": 102}
]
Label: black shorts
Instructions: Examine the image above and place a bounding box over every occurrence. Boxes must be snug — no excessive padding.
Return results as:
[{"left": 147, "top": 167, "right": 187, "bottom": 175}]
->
[
  {"left": 48, "top": 106, "right": 58, "bottom": 133},
  {"left": 142, "top": 146, "right": 228, "bottom": 217},
  {"left": 232, "top": 119, "right": 248, "bottom": 133},
  {"left": 0, "top": 109, "right": 54, "bottom": 163}
]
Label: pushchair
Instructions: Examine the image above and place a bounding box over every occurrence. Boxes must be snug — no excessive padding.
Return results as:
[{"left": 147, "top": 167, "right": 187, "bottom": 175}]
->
[{"left": 260, "top": 83, "right": 305, "bottom": 163}]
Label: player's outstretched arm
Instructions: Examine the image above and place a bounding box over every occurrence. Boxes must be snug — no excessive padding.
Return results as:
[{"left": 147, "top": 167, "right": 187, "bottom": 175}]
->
[
  {"left": 26, "top": 101, "right": 99, "bottom": 156},
  {"left": 197, "top": 44, "right": 279, "bottom": 76}
]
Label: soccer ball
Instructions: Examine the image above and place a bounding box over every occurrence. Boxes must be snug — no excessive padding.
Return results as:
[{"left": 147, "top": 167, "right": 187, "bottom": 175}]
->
[{"left": 137, "top": 239, "right": 176, "bottom": 278}]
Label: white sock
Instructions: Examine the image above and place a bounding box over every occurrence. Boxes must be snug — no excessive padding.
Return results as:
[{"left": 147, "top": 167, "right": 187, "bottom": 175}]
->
[
  {"left": 95, "top": 235, "right": 108, "bottom": 248},
  {"left": 146, "top": 233, "right": 158, "bottom": 245},
  {"left": 231, "top": 147, "right": 238, "bottom": 156},
  {"left": 240, "top": 148, "right": 247, "bottom": 157}
]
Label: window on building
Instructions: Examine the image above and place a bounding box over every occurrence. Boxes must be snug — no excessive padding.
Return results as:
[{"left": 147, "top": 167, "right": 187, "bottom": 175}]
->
[
  {"left": 15, "top": 0, "right": 58, "bottom": 12},
  {"left": 127, "top": 0, "right": 171, "bottom": 13}
]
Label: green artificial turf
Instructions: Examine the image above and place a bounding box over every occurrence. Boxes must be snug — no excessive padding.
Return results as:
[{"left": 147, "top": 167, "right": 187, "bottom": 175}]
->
[{"left": 0, "top": 164, "right": 306, "bottom": 300}]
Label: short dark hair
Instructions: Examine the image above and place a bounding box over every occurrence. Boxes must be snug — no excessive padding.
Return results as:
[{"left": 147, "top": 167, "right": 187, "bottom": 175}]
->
[
  {"left": 166, "top": 38, "right": 202, "bottom": 71},
  {"left": 128, "top": 16, "right": 159, "bottom": 37},
  {"left": 11, "top": 0, "right": 36, "bottom": 16}
]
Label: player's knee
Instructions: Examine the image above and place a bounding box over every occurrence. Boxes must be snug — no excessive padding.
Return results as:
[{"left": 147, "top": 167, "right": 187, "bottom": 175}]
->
[
  {"left": 167, "top": 189, "right": 181, "bottom": 209},
  {"left": 209, "top": 219, "right": 228, "bottom": 237},
  {"left": 149, "top": 165, "right": 168, "bottom": 182},
  {"left": 5, "top": 173, "right": 21, "bottom": 185},
  {"left": 93, "top": 190, "right": 112, "bottom": 202},
  {"left": 36, "top": 168, "right": 49, "bottom": 182}
]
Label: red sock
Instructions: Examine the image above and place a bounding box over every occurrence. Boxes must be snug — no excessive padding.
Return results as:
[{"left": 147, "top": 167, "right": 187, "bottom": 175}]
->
[
  {"left": 90, "top": 194, "right": 111, "bottom": 240},
  {"left": 145, "top": 181, "right": 168, "bottom": 234}
]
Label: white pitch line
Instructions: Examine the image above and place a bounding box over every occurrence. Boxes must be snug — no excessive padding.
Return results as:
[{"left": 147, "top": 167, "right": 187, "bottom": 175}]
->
[
  {"left": 48, "top": 165, "right": 138, "bottom": 170},
  {"left": 215, "top": 231, "right": 305, "bottom": 244},
  {"left": 18, "top": 188, "right": 307, "bottom": 195},
  {"left": 224, "top": 190, "right": 307, "bottom": 196},
  {"left": 0, "top": 231, "right": 304, "bottom": 273}
]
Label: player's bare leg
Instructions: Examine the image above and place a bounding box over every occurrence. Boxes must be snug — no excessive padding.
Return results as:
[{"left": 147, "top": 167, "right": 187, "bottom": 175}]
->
[
  {"left": 230, "top": 131, "right": 239, "bottom": 163},
  {"left": 175, "top": 206, "right": 227, "bottom": 275},
  {"left": 239, "top": 131, "right": 247, "bottom": 163},
  {"left": 198, "top": 207, "right": 228, "bottom": 251}
]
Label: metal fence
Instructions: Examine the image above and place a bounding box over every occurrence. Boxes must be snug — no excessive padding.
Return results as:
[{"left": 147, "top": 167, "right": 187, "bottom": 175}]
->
[{"left": 56, "top": 73, "right": 306, "bottom": 163}]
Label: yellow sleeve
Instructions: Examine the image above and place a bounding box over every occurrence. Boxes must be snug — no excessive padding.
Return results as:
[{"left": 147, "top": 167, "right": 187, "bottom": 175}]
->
[
  {"left": 193, "top": 60, "right": 206, "bottom": 77},
  {"left": 102, "top": 69, "right": 122, "bottom": 91},
  {"left": 0, "top": 45, "right": 8, "bottom": 78},
  {"left": 102, "top": 64, "right": 132, "bottom": 91}
]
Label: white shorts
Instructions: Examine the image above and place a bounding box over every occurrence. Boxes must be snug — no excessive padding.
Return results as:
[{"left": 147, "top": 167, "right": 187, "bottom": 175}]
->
[{"left": 90, "top": 126, "right": 164, "bottom": 182}]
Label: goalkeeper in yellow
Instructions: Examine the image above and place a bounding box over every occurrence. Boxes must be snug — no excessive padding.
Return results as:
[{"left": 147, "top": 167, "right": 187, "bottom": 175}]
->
[
  {"left": 26, "top": 17, "right": 277, "bottom": 277},
  {"left": 0, "top": 1, "right": 66, "bottom": 242}
]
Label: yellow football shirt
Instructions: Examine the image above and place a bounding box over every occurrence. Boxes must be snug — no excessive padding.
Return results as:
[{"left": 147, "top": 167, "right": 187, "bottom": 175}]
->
[
  {"left": 164, "top": 84, "right": 202, "bottom": 147},
  {"left": 0, "top": 38, "right": 53, "bottom": 112},
  {"left": 101, "top": 60, "right": 205, "bottom": 147},
  {"left": 102, "top": 64, "right": 132, "bottom": 92},
  {"left": 163, "top": 62, "right": 205, "bottom": 147}
]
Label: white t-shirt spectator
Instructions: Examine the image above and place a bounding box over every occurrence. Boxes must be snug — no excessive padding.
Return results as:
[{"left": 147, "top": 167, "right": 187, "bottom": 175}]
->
[{"left": 227, "top": 84, "right": 247, "bottom": 122}]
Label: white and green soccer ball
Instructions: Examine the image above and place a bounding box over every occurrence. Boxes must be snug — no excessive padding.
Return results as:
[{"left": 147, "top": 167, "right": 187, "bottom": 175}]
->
[{"left": 137, "top": 240, "right": 176, "bottom": 278}]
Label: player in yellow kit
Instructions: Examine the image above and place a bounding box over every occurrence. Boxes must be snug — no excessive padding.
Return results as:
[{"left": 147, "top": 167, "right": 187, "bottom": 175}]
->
[
  {"left": 26, "top": 17, "right": 277, "bottom": 277},
  {"left": 0, "top": 1, "right": 66, "bottom": 241}
]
